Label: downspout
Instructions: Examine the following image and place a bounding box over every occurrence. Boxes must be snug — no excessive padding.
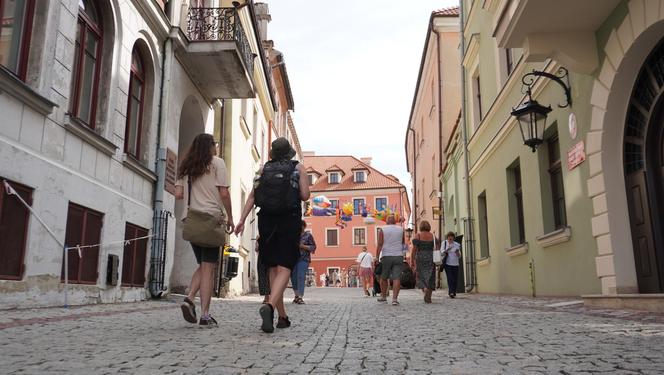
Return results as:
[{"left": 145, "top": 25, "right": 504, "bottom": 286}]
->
[
  {"left": 434, "top": 27, "right": 444, "bottom": 240},
  {"left": 459, "top": 2, "right": 476, "bottom": 292},
  {"left": 407, "top": 126, "right": 417, "bottom": 231}
]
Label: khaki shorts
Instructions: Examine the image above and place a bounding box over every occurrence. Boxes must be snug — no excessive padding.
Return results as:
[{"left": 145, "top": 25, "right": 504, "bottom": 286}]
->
[{"left": 380, "top": 256, "right": 404, "bottom": 280}]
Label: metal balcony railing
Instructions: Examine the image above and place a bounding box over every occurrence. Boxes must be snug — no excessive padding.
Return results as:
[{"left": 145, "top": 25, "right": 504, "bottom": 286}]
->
[{"left": 186, "top": 7, "right": 255, "bottom": 75}]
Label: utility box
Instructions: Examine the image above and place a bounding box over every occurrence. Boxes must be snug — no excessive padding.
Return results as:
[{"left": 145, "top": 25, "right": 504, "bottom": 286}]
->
[{"left": 107, "top": 254, "right": 119, "bottom": 286}]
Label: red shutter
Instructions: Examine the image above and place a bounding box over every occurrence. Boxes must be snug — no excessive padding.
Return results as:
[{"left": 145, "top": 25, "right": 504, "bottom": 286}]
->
[
  {"left": 121, "top": 224, "right": 135, "bottom": 286},
  {"left": 0, "top": 179, "right": 33, "bottom": 279},
  {"left": 133, "top": 227, "right": 148, "bottom": 286},
  {"left": 62, "top": 203, "right": 102, "bottom": 284},
  {"left": 122, "top": 223, "right": 149, "bottom": 287},
  {"left": 81, "top": 210, "right": 102, "bottom": 283},
  {"left": 62, "top": 205, "right": 85, "bottom": 282}
]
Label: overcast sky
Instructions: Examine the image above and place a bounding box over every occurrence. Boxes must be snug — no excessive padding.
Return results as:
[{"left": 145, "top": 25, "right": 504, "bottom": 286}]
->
[{"left": 266, "top": 0, "right": 459, "bottom": 196}]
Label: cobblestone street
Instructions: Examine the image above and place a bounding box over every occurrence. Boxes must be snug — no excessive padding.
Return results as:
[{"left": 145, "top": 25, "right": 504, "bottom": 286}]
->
[{"left": 1, "top": 288, "right": 664, "bottom": 374}]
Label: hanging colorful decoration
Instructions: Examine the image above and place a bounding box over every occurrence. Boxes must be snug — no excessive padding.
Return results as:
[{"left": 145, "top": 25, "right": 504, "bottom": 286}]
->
[
  {"left": 310, "top": 195, "right": 336, "bottom": 216},
  {"left": 363, "top": 216, "right": 376, "bottom": 225},
  {"left": 335, "top": 207, "right": 347, "bottom": 229}
]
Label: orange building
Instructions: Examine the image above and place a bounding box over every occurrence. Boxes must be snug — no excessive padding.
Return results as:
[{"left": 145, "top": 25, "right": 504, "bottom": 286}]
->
[{"left": 302, "top": 153, "right": 411, "bottom": 286}]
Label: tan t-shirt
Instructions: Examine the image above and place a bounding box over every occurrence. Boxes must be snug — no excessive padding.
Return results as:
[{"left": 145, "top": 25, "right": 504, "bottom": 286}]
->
[{"left": 176, "top": 156, "right": 229, "bottom": 218}]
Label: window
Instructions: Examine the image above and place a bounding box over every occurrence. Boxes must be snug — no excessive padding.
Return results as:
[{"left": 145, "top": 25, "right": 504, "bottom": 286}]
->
[
  {"left": 0, "top": 178, "right": 32, "bottom": 279},
  {"left": 353, "top": 198, "right": 365, "bottom": 215},
  {"left": 124, "top": 47, "right": 145, "bottom": 159},
  {"left": 252, "top": 106, "right": 258, "bottom": 146},
  {"left": 70, "top": 0, "right": 103, "bottom": 128},
  {"left": 353, "top": 228, "right": 366, "bottom": 245},
  {"left": 505, "top": 48, "right": 514, "bottom": 76},
  {"left": 354, "top": 171, "right": 366, "bottom": 183},
  {"left": 473, "top": 74, "right": 483, "bottom": 124},
  {"left": 507, "top": 161, "right": 525, "bottom": 245},
  {"left": 329, "top": 172, "right": 340, "bottom": 184},
  {"left": 121, "top": 223, "right": 148, "bottom": 287},
  {"left": 375, "top": 197, "right": 387, "bottom": 212},
  {"left": 326, "top": 228, "right": 338, "bottom": 246},
  {"left": 548, "top": 135, "right": 567, "bottom": 229},
  {"left": 307, "top": 174, "right": 314, "bottom": 185},
  {"left": 477, "top": 191, "right": 489, "bottom": 259},
  {"left": 0, "top": 0, "right": 35, "bottom": 80},
  {"left": 329, "top": 199, "right": 339, "bottom": 209},
  {"left": 62, "top": 203, "right": 103, "bottom": 284}
]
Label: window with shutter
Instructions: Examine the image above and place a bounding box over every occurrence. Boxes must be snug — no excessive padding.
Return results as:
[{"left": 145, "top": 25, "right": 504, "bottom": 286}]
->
[
  {"left": 122, "top": 223, "right": 148, "bottom": 287},
  {"left": 0, "top": 178, "right": 33, "bottom": 279},
  {"left": 62, "top": 203, "right": 103, "bottom": 284}
]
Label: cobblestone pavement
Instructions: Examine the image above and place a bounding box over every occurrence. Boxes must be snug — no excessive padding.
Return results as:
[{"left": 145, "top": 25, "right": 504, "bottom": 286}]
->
[{"left": 1, "top": 288, "right": 664, "bottom": 374}]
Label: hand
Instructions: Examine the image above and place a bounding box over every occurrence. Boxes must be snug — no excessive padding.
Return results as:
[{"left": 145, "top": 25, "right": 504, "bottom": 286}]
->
[
  {"left": 234, "top": 221, "right": 244, "bottom": 236},
  {"left": 225, "top": 221, "right": 235, "bottom": 234}
]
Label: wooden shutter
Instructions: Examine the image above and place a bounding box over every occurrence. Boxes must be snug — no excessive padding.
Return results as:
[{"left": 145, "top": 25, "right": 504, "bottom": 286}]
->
[
  {"left": 62, "top": 203, "right": 102, "bottom": 284},
  {"left": 63, "top": 205, "right": 85, "bottom": 282},
  {"left": 133, "top": 227, "right": 148, "bottom": 286},
  {"left": 122, "top": 223, "right": 148, "bottom": 287},
  {"left": 0, "top": 180, "right": 33, "bottom": 279}
]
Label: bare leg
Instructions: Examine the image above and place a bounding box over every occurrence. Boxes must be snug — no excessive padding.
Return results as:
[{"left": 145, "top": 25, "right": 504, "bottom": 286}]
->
[
  {"left": 392, "top": 279, "right": 401, "bottom": 301},
  {"left": 268, "top": 266, "right": 291, "bottom": 318},
  {"left": 380, "top": 278, "right": 388, "bottom": 299},
  {"left": 200, "top": 262, "right": 215, "bottom": 316},
  {"left": 262, "top": 295, "right": 270, "bottom": 303},
  {"left": 187, "top": 267, "right": 201, "bottom": 301}
]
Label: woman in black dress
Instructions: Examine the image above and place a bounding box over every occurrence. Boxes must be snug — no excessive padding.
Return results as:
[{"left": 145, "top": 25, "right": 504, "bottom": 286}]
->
[{"left": 411, "top": 220, "right": 437, "bottom": 303}]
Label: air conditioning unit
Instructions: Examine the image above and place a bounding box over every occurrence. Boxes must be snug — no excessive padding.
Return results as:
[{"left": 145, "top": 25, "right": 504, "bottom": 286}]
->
[{"left": 107, "top": 254, "right": 119, "bottom": 286}]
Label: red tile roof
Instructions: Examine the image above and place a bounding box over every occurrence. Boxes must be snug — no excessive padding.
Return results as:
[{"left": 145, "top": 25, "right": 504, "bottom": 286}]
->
[
  {"left": 433, "top": 6, "right": 460, "bottom": 17},
  {"left": 303, "top": 155, "right": 405, "bottom": 192}
]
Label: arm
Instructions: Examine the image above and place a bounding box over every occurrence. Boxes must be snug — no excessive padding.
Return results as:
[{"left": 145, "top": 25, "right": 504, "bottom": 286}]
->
[
  {"left": 234, "top": 189, "right": 255, "bottom": 235},
  {"left": 297, "top": 163, "right": 310, "bottom": 201},
  {"left": 218, "top": 186, "right": 234, "bottom": 232},
  {"left": 174, "top": 185, "right": 184, "bottom": 200},
  {"left": 376, "top": 230, "right": 383, "bottom": 259},
  {"left": 410, "top": 235, "right": 418, "bottom": 267}
]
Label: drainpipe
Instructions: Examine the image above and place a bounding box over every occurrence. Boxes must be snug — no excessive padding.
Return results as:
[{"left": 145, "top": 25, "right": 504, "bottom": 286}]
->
[
  {"left": 459, "top": 1, "right": 476, "bottom": 293},
  {"left": 434, "top": 28, "right": 444, "bottom": 240},
  {"left": 149, "top": 25, "right": 174, "bottom": 297},
  {"left": 407, "top": 126, "right": 417, "bottom": 232}
]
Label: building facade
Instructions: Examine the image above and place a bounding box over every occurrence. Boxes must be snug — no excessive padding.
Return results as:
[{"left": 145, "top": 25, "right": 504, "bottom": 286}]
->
[
  {"left": 303, "top": 153, "right": 411, "bottom": 286},
  {"left": 0, "top": 0, "right": 299, "bottom": 307},
  {"left": 455, "top": 0, "right": 664, "bottom": 304},
  {"left": 405, "top": 7, "right": 461, "bottom": 240}
]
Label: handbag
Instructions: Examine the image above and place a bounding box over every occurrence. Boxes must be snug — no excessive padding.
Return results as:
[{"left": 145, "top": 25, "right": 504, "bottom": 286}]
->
[
  {"left": 182, "top": 176, "right": 225, "bottom": 247},
  {"left": 432, "top": 236, "right": 443, "bottom": 266},
  {"left": 441, "top": 241, "right": 449, "bottom": 268}
]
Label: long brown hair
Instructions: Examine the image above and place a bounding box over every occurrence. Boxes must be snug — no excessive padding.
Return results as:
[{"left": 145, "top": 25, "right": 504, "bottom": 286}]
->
[{"left": 177, "top": 133, "right": 215, "bottom": 181}]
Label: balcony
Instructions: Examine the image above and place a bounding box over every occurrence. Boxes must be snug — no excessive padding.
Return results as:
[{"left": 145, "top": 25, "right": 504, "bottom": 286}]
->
[
  {"left": 493, "top": 0, "right": 621, "bottom": 73},
  {"left": 174, "top": 7, "right": 255, "bottom": 100}
]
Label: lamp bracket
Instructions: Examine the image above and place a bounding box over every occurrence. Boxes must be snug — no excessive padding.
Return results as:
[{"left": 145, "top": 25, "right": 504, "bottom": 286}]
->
[{"left": 521, "top": 67, "right": 572, "bottom": 108}]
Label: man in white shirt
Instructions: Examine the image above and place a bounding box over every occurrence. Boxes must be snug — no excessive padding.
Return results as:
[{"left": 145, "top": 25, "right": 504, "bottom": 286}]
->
[
  {"left": 442, "top": 231, "right": 462, "bottom": 298},
  {"left": 356, "top": 247, "right": 374, "bottom": 297}
]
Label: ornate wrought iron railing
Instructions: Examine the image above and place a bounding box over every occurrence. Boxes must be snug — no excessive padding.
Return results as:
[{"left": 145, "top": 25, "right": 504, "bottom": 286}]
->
[{"left": 186, "top": 7, "right": 254, "bottom": 75}]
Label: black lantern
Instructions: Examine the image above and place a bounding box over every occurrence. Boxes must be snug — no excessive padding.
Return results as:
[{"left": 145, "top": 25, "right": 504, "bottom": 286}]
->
[
  {"left": 512, "top": 67, "right": 572, "bottom": 152},
  {"left": 511, "top": 92, "right": 551, "bottom": 152}
]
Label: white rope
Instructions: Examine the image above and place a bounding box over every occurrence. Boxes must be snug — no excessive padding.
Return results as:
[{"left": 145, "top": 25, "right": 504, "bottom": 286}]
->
[{"left": 65, "top": 234, "right": 154, "bottom": 253}]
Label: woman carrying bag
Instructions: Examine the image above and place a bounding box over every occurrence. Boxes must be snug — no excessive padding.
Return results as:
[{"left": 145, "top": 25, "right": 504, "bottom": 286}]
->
[
  {"left": 410, "top": 220, "right": 438, "bottom": 303},
  {"left": 175, "top": 134, "right": 234, "bottom": 327}
]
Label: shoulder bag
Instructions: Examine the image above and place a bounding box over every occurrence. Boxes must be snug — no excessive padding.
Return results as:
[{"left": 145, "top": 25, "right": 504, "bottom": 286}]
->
[
  {"left": 182, "top": 176, "right": 225, "bottom": 247},
  {"left": 432, "top": 236, "right": 443, "bottom": 266}
]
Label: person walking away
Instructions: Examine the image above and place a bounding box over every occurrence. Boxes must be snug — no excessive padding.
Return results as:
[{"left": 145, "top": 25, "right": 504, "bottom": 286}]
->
[
  {"left": 234, "top": 137, "right": 310, "bottom": 333},
  {"left": 376, "top": 214, "right": 406, "bottom": 305},
  {"left": 175, "top": 134, "right": 234, "bottom": 327},
  {"left": 411, "top": 220, "right": 436, "bottom": 303},
  {"left": 356, "top": 247, "right": 374, "bottom": 296},
  {"left": 292, "top": 220, "right": 316, "bottom": 304},
  {"left": 442, "top": 231, "right": 462, "bottom": 298}
]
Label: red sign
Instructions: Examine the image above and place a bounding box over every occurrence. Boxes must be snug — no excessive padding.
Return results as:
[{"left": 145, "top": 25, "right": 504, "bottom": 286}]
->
[{"left": 567, "top": 141, "right": 586, "bottom": 170}]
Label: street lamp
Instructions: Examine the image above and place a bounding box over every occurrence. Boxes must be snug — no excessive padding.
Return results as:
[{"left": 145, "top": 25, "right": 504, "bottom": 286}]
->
[{"left": 511, "top": 67, "right": 572, "bottom": 152}]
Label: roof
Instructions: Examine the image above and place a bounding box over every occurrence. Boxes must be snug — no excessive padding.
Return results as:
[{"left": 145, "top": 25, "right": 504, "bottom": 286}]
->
[
  {"left": 304, "top": 155, "right": 405, "bottom": 192},
  {"left": 351, "top": 163, "right": 371, "bottom": 171},
  {"left": 433, "top": 6, "right": 460, "bottom": 17}
]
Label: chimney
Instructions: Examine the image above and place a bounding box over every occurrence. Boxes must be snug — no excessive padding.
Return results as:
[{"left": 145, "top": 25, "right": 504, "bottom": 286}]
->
[
  {"left": 302, "top": 151, "right": 316, "bottom": 157},
  {"left": 360, "top": 157, "right": 372, "bottom": 166},
  {"left": 254, "top": 2, "right": 271, "bottom": 42}
]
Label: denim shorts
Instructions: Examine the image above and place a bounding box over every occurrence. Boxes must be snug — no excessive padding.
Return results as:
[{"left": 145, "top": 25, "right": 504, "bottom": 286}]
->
[
  {"left": 380, "top": 256, "right": 404, "bottom": 280},
  {"left": 191, "top": 243, "right": 220, "bottom": 264}
]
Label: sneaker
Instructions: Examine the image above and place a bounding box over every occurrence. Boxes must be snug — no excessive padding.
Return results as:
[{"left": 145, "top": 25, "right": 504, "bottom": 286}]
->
[
  {"left": 296, "top": 298, "right": 305, "bottom": 305},
  {"left": 259, "top": 304, "right": 274, "bottom": 333},
  {"left": 199, "top": 315, "right": 218, "bottom": 327},
  {"left": 276, "top": 316, "right": 291, "bottom": 329},
  {"left": 180, "top": 297, "right": 197, "bottom": 324}
]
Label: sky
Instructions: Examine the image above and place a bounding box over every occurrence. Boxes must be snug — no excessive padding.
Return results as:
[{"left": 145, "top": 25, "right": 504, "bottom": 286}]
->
[{"left": 265, "top": 0, "right": 459, "bottom": 197}]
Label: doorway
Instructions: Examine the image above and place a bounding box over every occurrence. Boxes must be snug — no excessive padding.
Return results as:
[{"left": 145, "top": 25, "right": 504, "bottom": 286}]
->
[{"left": 624, "top": 37, "right": 664, "bottom": 293}]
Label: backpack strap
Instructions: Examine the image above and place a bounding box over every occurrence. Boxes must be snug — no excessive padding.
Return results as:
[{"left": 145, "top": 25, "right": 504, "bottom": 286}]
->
[{"left": 187, "top": 176, "right": 192, "bottom": 207}]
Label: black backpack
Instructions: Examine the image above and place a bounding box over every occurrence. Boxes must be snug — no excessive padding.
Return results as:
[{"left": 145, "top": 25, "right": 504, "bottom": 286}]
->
[{"left": 255, "top": 160, "right": 300, "bottom": 215}]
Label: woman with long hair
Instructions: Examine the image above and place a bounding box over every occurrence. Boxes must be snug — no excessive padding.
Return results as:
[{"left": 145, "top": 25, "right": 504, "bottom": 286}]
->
[
  {"left": 175, "top": 133, "right": 234, "bottom": 327},
  {"left": 410, "top": 220, "right": 437, "bottom": 303}
]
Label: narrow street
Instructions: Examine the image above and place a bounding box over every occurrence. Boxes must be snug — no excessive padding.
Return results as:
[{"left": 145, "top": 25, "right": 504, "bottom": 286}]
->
[{"left": 1, "top": 288, "right": 663, "bottom": 374}]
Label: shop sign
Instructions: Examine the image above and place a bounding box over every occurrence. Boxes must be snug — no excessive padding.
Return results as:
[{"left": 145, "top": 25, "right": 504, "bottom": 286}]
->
[
  {"left": 567, "top": 141, "right": 586, "bottom": 170},
  {"left": 165, "top": 148, "right": 177, "bottom": 195}
]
